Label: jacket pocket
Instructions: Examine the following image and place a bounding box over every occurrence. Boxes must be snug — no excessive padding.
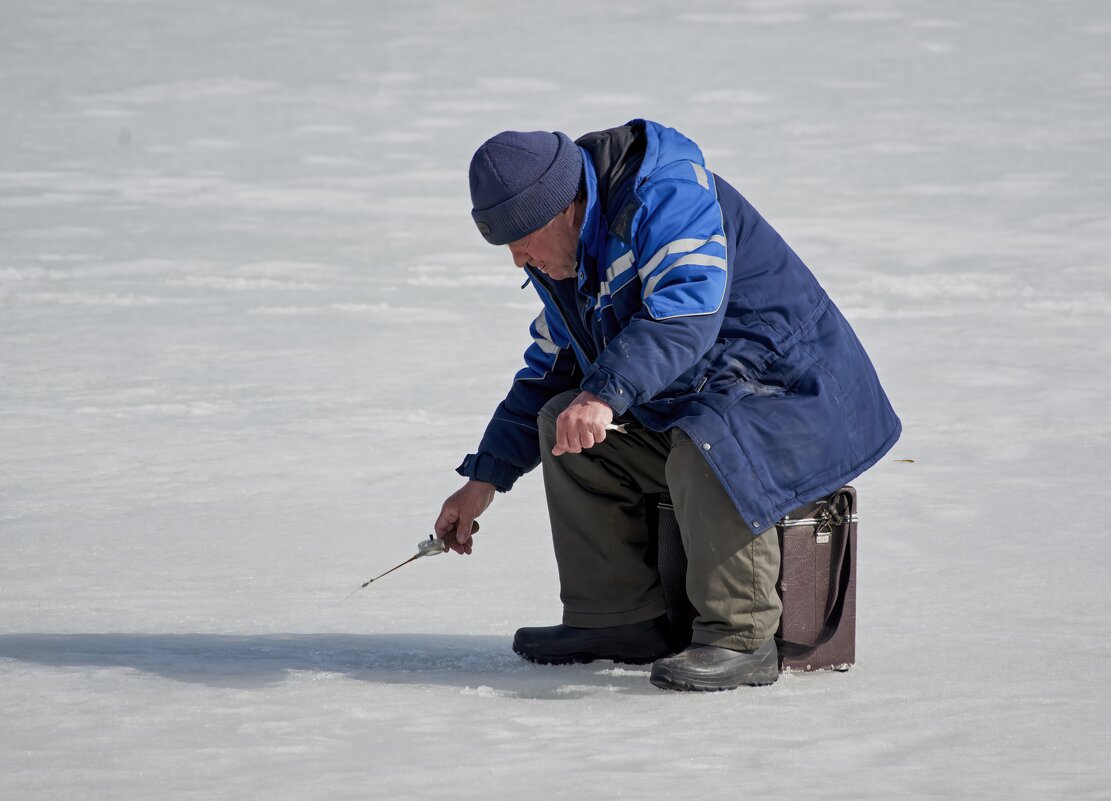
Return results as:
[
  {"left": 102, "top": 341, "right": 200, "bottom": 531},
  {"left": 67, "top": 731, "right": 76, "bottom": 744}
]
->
[
  {"left": 691, "top": 338, "right": 787, "bottom": 395},
  {"left": 684, "top": 339, "right": 732, "bottom": 393}
]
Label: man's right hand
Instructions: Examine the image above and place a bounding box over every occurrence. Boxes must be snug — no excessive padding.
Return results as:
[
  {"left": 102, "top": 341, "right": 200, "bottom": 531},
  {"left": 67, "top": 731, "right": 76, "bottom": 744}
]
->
[{"left": 434, "top": 480, "right": 496, "bottom": 555}]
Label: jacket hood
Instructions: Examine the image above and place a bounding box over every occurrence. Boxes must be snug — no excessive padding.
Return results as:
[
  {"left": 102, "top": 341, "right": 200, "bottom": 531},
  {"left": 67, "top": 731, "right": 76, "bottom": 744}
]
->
[
  {"left": 575, "top": 119, "right": 709, "bottom": 229},
  {"left": 630, "top": 119, "right": 708, "bottom": 181}
]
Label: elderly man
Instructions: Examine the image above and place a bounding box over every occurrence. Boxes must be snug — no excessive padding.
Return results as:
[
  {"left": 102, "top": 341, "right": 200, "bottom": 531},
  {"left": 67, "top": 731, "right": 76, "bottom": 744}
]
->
[{"left": 434, "top": 120, "right": 900, "bottom": 691}]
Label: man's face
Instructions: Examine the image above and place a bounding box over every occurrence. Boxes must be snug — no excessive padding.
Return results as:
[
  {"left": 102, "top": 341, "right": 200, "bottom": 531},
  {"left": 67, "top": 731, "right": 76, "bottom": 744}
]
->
[{"left": 506, "top": 202, "right": 580, "bottom": 281}]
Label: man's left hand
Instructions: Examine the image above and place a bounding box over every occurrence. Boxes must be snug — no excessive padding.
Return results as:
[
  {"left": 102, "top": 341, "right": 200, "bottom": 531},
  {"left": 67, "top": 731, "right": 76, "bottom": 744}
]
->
[{"left": 552, "top": 391, "right": 614, "bottom": 456}]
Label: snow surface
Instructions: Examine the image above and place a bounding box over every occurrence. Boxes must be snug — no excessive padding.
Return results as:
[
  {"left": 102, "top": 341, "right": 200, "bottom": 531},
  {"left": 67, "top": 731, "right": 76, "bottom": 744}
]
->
[{"left": 2, "top": 1, "right": 1109, "bottom": 798}]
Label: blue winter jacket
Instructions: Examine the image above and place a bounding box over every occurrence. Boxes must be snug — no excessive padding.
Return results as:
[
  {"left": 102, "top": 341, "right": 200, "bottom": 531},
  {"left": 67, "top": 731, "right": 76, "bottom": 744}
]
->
[{"left": 458, "top": 120, "right": 901, "bottom": 531}]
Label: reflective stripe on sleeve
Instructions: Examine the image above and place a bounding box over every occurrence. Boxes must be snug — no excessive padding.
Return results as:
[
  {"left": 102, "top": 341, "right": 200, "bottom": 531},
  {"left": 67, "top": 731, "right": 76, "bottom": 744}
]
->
[
  {"left": 643, "top": 253, "right": 728, "bottom": 297},
  {"left": 637, "top": 235, "right": 727, "bottom": 284},
  {"left": 599, "top": 250, "right": 635, "bottom": 297}
]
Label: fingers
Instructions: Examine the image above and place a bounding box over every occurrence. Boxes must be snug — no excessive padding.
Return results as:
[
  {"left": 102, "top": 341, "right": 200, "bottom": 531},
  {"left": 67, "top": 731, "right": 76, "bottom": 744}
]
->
[
  {"left": 552, "top": 392, "right": 615, "bottom": 454},
  {"left": 433, "top": 506, "right": 458, "bottom": 540},
  {"left": 436, "top": 482, "right": 494, "bottom": 557},
  {"left": 434, "top": 496, "right": 470, "bottom": 552},
  {"left": 447, "top": 538, "right": 472, "bottom": 555},
  {"left": 552, "top": 415, "right": 607, "bottom": 455},
  {"left": 447, "top": 523, "right": 474, "bottom": 556},
  {"left": 553, "top": 413, "right": 570, "bottom": 455},
  {"left": 456, "top": 514, "right": 475, "bottom": 545},
  {"left": 438, "top": 510, "right": 474, "bottom": 554}
]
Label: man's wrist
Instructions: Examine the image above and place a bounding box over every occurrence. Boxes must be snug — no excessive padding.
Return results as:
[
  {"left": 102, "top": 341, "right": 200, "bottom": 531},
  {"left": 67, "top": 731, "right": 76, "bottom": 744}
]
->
[
  {"left": 580, "top": 368, "right": 636, "bottom": 415},
  {"left": 578, "top": 390, "right": 611, "bottom": 410}
]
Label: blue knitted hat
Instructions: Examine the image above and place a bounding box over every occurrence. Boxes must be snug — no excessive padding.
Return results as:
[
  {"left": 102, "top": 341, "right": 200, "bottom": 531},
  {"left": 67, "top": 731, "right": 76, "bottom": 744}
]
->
[{"left": 469, "top": 130, "right": 582, "bottom": 245}]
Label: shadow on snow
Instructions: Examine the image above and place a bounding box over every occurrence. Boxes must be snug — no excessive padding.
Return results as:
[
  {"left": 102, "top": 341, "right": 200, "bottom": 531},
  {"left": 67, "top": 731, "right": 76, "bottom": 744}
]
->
[{"left": 0, "top": 632, "right": 662, "bottom": 698}]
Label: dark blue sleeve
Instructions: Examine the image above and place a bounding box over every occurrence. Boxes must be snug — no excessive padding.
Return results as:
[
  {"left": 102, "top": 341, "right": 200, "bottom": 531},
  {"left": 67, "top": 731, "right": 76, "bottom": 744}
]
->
[{"left": 456, "top": 310, "right": 581, "bottom": 491}]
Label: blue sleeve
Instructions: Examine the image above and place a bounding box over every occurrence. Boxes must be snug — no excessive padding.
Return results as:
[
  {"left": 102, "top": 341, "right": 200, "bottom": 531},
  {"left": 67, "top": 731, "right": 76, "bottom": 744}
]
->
[
  {"left": 580, "top": 175, "right": 729, "bottom": 414},
  {"left": 456, "top": 308, "right": 581, "bottom": 490}
]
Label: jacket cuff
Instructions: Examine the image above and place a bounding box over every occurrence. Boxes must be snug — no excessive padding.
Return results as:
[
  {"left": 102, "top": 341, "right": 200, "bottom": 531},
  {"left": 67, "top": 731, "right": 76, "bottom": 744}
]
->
[
  {"left": 581, "top": 366, "right": 638, "bottom": 416},
  {"left": 455, "top": 452, "right": 521, "bottom": 492}
]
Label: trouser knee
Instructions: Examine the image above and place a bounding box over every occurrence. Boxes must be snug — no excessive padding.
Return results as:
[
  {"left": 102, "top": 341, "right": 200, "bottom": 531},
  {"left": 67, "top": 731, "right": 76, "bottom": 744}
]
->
[{"left": 538, "top": 389, "right": 580, "bottom": 440}]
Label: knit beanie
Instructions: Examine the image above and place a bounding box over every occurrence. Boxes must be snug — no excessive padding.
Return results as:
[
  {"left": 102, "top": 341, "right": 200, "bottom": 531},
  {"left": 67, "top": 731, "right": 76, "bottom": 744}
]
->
[{"left": 469, "top": 130, "right": 582, "bottom": 245}]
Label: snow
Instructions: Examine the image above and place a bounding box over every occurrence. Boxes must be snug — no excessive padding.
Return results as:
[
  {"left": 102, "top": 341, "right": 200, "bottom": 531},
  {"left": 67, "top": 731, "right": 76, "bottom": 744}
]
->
[{"left": 1, "top": 0, "right": 1109, "bottom": 798}]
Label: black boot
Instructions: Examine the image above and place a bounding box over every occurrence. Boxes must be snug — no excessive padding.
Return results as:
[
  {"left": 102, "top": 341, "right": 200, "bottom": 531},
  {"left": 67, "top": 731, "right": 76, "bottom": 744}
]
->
[
  {"left": 649, "top": 638, "right": 779, "bottom": 691},
  {"left": 513, "top": 615, "right": 673, "bottom": 665}
]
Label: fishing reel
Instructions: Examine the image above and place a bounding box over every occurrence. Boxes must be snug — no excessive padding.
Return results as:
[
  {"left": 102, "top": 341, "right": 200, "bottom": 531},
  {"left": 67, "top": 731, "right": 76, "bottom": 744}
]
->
[{"left": 346, "top": 521, "right": 481, "bottom": 598}]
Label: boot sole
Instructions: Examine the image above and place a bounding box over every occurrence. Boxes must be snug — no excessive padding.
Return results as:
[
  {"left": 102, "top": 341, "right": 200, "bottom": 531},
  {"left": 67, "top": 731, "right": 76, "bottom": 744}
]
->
[
  {"left": 649, "top": 671, "right": 778, "bottom": 691},
  {"left": 649, "top": 659, "right": 779, "bottom": 691},
  {"left": 512, "top": 645, "right": 661, "bottom": 666}
]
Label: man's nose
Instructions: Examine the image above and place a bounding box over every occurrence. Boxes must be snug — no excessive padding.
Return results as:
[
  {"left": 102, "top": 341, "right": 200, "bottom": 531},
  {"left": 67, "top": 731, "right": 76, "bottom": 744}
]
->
[{"left": 510, "top": 249, "right": 529, "bottom": 269}]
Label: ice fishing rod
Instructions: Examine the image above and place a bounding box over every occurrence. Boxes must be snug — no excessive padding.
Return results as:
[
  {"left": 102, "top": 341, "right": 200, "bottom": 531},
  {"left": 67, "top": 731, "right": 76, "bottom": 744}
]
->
[{"left": 344, "top": 521, "right": 480, "bottom": 600}]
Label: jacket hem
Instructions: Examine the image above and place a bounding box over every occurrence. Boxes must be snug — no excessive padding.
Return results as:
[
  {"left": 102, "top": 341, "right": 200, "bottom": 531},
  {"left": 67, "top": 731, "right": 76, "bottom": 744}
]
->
[{"left": 763, "top": 415, "right": 903, "bottom": 523}]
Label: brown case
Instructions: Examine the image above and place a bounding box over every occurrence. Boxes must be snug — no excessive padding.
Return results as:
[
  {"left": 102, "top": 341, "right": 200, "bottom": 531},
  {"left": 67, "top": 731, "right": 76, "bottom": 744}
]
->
[
  {"left": 652, "top": 486, "right": 857, "bottom": 672},
  {"left": 775, "top": 486, "right": 857, "bottom": 672}
]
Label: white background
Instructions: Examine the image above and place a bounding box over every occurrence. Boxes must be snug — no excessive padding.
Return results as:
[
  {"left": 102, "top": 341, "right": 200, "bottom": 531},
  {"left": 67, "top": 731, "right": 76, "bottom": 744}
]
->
[{"left": 2, "top": 1, "right": 1109, "bottom": 798}]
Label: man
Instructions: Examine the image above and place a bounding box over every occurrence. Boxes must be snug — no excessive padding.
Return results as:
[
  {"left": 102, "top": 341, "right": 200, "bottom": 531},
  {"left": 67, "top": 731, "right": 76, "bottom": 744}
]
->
[{"left": 434, "top": 120, "right": 901, "bottom": 692}]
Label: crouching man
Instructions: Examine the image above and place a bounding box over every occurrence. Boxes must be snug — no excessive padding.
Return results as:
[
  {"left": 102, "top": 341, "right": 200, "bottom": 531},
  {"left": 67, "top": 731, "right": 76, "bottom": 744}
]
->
[{"left": 434, "top": 120, "right": 900, "bottom": 691}]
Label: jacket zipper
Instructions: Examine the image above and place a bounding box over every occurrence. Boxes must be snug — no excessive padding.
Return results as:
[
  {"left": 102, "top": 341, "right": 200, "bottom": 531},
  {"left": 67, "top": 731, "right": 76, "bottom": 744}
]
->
[{"left": 526, "top": 266, "right": 598, "bottom": 364}]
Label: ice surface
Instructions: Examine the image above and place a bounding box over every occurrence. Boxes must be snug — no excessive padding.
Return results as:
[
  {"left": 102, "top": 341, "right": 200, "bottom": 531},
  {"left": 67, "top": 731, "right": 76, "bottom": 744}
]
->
[{"left": 2, "top": 1, "right": 1109, "bottom": 799}]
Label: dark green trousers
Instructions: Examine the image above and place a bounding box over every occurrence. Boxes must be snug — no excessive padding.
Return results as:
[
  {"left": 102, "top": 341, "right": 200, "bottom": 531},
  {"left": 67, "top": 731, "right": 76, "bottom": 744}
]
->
[{"left": 538, "top": 390, "right": 782, "bottom": 651}]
